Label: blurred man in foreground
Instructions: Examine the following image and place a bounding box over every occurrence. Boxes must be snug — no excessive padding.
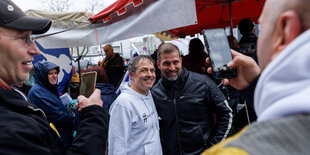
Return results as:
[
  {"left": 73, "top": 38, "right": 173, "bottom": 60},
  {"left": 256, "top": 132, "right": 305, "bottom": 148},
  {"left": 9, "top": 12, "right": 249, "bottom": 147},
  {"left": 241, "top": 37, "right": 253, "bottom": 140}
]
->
[
  {"left": 0, "top": 0, "right": 108, "bottom": 154},
  {"left": 203, "top": 0, "right": 310, "bottom": 154}
]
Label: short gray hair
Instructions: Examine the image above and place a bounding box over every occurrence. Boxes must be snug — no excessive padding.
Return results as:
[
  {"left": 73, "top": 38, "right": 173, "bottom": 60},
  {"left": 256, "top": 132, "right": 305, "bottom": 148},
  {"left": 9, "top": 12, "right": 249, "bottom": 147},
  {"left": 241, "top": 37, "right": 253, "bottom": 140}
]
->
[
  {"left": 128, "top": 55, "right": 154, "bottom": 74},
  {"left": 157, "top": 43, "right": 180, "bottom": 62}
]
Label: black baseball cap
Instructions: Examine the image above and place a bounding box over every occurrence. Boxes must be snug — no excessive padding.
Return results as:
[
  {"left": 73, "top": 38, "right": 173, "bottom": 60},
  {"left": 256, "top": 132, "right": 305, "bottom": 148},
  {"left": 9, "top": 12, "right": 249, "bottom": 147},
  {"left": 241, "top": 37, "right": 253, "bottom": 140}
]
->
[{"left": 0, "top": 0, "right": 51, "bottom": 34}]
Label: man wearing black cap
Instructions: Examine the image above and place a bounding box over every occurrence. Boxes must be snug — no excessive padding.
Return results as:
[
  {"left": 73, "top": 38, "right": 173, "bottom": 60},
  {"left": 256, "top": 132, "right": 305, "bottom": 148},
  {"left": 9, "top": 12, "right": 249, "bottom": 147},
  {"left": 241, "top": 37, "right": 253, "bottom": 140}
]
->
[{"left": 0, "top": 0, "right": 109, "bottom": 154}]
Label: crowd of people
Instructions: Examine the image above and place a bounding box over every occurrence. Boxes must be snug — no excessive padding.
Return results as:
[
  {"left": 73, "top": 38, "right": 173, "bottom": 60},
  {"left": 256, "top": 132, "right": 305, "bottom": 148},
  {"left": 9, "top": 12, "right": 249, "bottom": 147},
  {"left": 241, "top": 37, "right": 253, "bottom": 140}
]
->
[{"left": 1, "top": 0, "right": 310, "bottom": 154}]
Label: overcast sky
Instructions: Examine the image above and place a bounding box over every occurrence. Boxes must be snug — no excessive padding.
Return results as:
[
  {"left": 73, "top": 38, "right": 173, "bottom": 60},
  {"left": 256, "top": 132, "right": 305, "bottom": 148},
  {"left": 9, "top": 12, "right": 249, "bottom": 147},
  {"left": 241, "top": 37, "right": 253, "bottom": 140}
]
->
[{"left": 12, "top": 0, "right": 117, "bottom": 12}]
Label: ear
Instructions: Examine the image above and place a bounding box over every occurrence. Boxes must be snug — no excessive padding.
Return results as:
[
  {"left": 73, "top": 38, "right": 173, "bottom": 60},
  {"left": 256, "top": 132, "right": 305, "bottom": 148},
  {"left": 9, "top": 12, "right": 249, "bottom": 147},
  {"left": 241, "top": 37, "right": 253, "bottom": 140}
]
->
[
  {"left": 157, "top": 60, "right": 160, "bottom": 68},
  {"left": 129, "top": 72, "right": 134, "bottom": 81},
  {"left": 271, "top": 10, "right": 301, "bottom": 60}
]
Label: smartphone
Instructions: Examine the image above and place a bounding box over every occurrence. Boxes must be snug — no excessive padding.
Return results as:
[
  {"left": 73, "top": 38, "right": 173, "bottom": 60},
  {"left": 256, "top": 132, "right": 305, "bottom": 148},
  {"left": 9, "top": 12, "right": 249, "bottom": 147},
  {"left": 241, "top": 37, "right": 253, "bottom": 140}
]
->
[
  {"left": 203, "top": 28, "right": 237, "bottom": 79},
  {"left": 79, "top": 71, "right": 97, "bottom": 98}
]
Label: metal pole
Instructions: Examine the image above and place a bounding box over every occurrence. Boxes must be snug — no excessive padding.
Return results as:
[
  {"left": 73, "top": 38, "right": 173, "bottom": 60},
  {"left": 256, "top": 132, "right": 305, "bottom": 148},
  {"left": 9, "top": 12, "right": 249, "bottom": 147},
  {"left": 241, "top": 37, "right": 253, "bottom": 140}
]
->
[
  {"left": 77, "top": 47, "right": 81, "bottom": 83},
  {"left": 229, "top": 0, "right": 233, "bottom": 36},
  {"left": 120, "top": 42, "right": 123, "bottom": 57}
]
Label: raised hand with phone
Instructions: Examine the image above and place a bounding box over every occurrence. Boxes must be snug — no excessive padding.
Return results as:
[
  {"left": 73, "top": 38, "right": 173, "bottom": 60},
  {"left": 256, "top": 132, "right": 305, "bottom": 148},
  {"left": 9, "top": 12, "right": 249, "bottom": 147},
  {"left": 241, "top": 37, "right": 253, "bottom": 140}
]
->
[
  {"left": 203, "top": 28, "right": 237, "bottom": 79},
  {"left": 206, "top": 50, "right": 261, "bottom": 90}
]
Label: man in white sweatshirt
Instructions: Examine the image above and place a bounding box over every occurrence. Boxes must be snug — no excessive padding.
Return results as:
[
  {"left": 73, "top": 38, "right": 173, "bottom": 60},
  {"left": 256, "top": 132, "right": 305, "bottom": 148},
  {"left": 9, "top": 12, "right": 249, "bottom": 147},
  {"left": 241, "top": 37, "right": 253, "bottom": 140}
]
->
[{"left": 108, "top": 55, "right": 162, "bottom": 155}]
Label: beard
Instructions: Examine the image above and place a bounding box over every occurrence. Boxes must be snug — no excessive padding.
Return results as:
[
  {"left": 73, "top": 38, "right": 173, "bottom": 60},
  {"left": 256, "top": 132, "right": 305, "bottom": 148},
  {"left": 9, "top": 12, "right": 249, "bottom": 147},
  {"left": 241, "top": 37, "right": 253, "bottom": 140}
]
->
[
  {"left": 163, "top": 69, "right": 180, "bottom": 81},
  {"left": 165, "top": 75, "right": 178, "bottom": 81}
]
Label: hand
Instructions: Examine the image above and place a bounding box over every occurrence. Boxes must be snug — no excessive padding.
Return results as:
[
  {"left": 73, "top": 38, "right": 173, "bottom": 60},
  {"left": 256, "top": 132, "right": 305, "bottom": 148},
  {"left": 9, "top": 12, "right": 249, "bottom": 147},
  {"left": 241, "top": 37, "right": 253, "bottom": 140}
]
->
[
  {"left": 206, "top": 50, "right": 261, "bottom": 90},
  {"left": 77, "top": 89, "right": 103, "bottom": 111}
]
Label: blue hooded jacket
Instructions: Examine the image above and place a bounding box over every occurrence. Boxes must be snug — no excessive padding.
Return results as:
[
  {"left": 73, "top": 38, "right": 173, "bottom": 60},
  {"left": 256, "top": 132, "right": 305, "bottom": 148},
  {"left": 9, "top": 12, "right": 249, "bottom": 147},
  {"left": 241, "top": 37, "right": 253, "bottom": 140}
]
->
[{"left": 28, "top": 61, "right": 78, "bottom": 149}]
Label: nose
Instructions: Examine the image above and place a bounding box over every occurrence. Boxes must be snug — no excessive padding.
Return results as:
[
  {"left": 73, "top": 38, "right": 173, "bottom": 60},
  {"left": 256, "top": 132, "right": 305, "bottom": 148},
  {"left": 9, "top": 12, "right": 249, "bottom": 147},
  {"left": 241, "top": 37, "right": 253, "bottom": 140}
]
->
[
  {"left": 28, "top": 41, "right": 40, "bottom": 55},
  {"left": 168, "top": 64, "right": 176, "bottom": 71},
  {"left": 53, "top": 73, "right": 58, "bottom": 78},
  {"left": 148, "top": 70, "right": 156, "bottom": 76}
]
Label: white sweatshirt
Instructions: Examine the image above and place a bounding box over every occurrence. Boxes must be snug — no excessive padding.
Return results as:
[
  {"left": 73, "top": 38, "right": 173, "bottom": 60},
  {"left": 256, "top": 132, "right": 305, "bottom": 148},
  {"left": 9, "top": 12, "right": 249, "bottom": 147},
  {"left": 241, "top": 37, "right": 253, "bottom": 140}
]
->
[
  {"left": 108, "top": 83, "right": 162, "bottom": 155},
  {"left": 255, "top": 29, "right": 310, "bottom": 122}
]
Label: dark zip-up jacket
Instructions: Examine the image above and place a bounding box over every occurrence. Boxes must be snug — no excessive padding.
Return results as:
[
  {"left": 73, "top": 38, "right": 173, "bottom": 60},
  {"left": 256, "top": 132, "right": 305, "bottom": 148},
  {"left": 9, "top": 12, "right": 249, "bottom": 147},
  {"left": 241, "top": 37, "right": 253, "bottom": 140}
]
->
[
  {"left": 0, "top": 86, "right": 109, "bottom": 154},
  {"left": 151, "top": 69, "right": 233, "bottom": 155}
]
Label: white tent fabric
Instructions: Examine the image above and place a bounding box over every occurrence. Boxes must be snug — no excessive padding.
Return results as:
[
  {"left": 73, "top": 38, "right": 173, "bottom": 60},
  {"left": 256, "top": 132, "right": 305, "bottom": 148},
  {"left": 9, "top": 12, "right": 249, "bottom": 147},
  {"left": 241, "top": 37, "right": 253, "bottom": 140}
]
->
[
  {"left": 29, "top": 0, "right": 197, "bottom": 49},
  {"left": 26, "top": 10, "right": 93, "bottom": 28}
]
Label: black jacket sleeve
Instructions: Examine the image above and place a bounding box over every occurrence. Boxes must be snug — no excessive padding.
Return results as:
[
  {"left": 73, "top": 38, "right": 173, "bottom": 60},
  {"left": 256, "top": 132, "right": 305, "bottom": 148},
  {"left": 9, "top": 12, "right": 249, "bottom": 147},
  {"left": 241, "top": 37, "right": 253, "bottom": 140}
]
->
[
  {"left": 205, "top": 80, "right": 233, "bottom": 147},
  {"left": 240, "top": 75, "right": 260, "bottom": 105},
  {"left": 68, "top": 105, "right": 109, "bottom": 155}
]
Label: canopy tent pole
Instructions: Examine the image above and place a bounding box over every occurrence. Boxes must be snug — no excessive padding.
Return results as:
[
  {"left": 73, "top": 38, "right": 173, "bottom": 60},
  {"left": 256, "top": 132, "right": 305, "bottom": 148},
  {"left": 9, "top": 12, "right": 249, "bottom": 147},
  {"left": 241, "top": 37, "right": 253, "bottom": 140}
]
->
[
  {"left": 77, "top": 47, "right": 81, "bottom": 83},
  {"left": 228, "top": 0, "right": 233, "bottom": 35}
]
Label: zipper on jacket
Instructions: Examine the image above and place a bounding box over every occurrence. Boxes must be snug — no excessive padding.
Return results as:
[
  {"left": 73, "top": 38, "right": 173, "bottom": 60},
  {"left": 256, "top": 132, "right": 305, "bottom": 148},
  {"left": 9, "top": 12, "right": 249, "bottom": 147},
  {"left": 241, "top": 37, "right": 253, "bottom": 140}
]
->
[
  {"left": 28, "top": 106, "right": 47, "bottom": 119},
  {"left": 174, "top": 98, "right": 183, "bottom": 155},
  {"left": 199, "top": 126, "right": 207, "bottom": 147},
  {"left": 160, "top": 82, "right": 184, "bottom": 154},
  {"left": 14, "top": 88, "right": 47, "bottom": 119}
]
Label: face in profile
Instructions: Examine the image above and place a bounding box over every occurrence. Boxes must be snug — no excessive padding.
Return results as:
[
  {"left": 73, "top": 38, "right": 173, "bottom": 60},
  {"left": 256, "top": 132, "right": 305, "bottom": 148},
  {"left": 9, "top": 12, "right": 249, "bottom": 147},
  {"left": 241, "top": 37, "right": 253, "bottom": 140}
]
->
[
  {"left": 0, "top": 27, "right": 40, "bottom": 86},
  {"left": 157, "top": 50, "right": 182, "bottom": 81},
  {"left": 48, "top": 68, "right": 58, "bottom": 85},
  {"left": 257, "top": 0, "right": 276, "bottom": 70},
  {"left": 130, "top": 59, "right": 156, "bottom": 95}
]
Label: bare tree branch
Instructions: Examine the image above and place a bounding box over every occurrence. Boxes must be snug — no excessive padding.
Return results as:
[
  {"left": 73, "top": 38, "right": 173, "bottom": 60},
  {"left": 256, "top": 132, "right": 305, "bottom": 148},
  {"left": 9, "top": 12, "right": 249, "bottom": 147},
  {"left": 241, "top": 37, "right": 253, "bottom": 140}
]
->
[
  {"left": 41, "top": 0, "right": 71, "bottom": 12},
  {"left": 85, "top": 0, "right": 105, "bottom": 14},
  {"left": 39, "top": 0, "right": 106, "bottom": 14}
]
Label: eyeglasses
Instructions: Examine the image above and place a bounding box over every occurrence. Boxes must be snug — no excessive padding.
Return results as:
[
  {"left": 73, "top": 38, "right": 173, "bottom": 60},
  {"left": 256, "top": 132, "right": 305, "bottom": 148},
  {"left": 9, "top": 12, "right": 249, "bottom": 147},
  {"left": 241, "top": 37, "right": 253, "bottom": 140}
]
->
[{"left": 0, "top": 35, "right": 35, "bottom": 46}]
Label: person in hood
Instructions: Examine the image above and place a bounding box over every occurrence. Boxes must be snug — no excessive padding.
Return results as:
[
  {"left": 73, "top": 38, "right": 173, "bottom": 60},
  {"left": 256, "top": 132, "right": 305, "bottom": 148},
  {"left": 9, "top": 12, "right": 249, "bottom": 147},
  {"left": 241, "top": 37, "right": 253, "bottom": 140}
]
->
[
  {"left": 0, "top": 0, "right": 108, "bottom": 154},
  {"left": 28, "top": 61, "right": 78, "bottom": 149},
  {"left": 108, "top": 55, "right": 162, "bottom": 155},
  {"left": 202, "top": 0, "right": 310, "bottom": 154}
]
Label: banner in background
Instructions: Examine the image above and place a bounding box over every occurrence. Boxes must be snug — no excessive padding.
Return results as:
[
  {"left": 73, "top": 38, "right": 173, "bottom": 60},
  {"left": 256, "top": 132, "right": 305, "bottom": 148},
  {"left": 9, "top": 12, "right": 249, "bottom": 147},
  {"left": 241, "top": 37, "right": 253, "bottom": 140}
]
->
[{"left": 33, "top": 42, "right": 72, "bottom": 93}]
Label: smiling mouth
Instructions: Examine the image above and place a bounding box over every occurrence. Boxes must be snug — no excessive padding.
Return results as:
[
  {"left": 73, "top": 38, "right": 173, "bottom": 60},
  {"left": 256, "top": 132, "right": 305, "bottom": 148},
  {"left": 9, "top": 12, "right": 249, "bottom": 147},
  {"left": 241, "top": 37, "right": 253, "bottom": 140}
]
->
[
  {"left": 167, "top": 70, "right": 178, "bottom": 74},
  {"left": 167, "top": 72, "right": 177, "bottom": 77},
  {"left": 144, "top": 79, "right": 154, "bottom": 83},
  {"left": 22, "top": 61, "right": 32, "bottom": 66}
]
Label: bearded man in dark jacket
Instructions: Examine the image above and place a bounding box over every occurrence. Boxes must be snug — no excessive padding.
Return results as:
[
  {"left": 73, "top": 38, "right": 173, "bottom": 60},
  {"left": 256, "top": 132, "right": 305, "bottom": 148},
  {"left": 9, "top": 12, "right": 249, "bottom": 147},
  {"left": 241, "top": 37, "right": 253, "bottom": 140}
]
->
[{"left": 151, "top": 43, "right": 233, "bottom": 155}]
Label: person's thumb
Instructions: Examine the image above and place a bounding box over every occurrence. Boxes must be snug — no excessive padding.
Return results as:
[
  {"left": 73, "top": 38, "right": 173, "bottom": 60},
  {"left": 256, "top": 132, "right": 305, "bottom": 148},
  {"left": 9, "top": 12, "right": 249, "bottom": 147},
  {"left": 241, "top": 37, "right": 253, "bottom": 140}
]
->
[
  {"left": 77, "top": 95, "right": 86, "bottom": 103},
  {"left": 89, "top": 89, "right": 103, "bottom": 107},
  {"left": 228, "top": 54, "right": 245, "bottom": 69},
  {"left": 90, "top": 89, "right": 101, "bottom": 98}
]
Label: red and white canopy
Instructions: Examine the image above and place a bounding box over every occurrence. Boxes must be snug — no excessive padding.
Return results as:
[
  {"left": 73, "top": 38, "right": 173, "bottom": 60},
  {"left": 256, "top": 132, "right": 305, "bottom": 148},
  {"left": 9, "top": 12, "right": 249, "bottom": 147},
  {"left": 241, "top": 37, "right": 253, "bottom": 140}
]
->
[{"left": 36, "top": 0, "right": 197, "bottom": 48}]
